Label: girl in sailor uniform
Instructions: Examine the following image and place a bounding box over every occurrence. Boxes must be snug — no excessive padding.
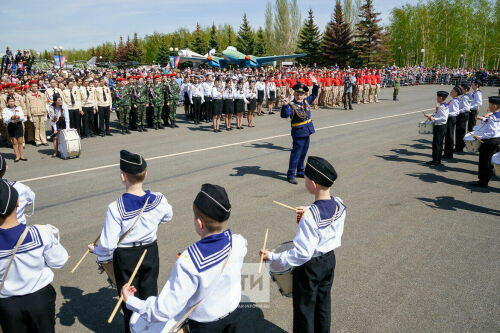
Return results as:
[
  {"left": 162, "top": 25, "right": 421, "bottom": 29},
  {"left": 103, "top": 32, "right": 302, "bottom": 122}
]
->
[
  {"left": 0, "top": 154, "right": 35, "bottom": 225},
  {"left": 246, "top": 80, "right": 257, "bottom": 128},
  {"left": 0, "top": 181, "right": 68, "bottom": 333},
  {"left": 88, "top": 150, "right": 173, "bottom": 333},
  {"left": 2, "top": 95, "right": 26, "bottom": 162},
  {"left": 223, "top": 79, "right": 234, "bottom": 131},
  {"left": 256, "top": 75, "right": 266, "bottom": 116},
  {"left": 211, "top": 78, "right": 223, "bottom": 133},
  {"left": 266, "top": 76, "right": 277, "bottom": 115},
  {"left": 233, "top": 80, "right": 249, "bottom": 130},
  {"left": 122, "top": 184, "right": 247, "bottom": 333}
]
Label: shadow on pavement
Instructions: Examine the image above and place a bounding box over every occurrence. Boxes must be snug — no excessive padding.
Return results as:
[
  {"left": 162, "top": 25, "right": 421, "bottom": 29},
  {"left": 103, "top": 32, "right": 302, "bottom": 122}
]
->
[
  {"left": 407, "top": 172, "right": 500, "bottom": 193},
  {"left": 417, "top": 196, "right": 500, "bottom": 217},
  {"left": 238, "top": 303, "right": 287, "bottom": 333},
  {"left": 58, "top": 286, "right": 123, "bottom": 332},
  {"left": 246, "top": 142, "right": 290, "bottom": 152},
  {"left": 230, "top": 165, "right": 288, "bottom": 181}
]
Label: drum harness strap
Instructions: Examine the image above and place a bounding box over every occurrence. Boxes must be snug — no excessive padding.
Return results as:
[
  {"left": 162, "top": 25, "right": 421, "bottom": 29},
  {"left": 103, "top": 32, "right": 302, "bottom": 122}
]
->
[{"left": 0, "top": 226, "right": 30, "bottom": 292}]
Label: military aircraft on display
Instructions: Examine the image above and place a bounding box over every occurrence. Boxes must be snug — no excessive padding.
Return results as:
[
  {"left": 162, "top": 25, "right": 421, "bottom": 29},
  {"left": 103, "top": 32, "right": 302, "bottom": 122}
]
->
[
  {"left": 221, "top": 46, "right": 305, "bottom": 68},
  {"left": 178, "top": 48, "right": 227, "bottom": 68}
]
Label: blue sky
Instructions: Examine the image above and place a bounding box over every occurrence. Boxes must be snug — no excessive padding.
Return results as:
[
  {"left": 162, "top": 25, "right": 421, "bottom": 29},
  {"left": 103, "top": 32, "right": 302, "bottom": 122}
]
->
[{"left": 0, "top": 0, "right": 419, "bottom": 53}]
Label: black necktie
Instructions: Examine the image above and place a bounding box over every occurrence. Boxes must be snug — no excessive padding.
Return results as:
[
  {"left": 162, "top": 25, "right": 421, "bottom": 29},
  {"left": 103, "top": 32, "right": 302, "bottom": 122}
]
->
[
  {"left": 103, "top": 88, "right": 107, "bottom": 101},
  {"left": 70, "top": 89, "right": 75, "bottom": 105},
  {"left": 86, "top": 87, "right": 89, "bottom": 98}
]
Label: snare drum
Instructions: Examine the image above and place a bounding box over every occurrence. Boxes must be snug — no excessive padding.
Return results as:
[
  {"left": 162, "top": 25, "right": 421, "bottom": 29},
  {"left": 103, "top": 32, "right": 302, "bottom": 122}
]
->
[
  {"left": 418, "top": 120, "right": 433, "bottom": 134},
  {"left": 492, "top": 152, "right": 500, "bottom": 176},
  {"left": 266, "top": 241, "right": 294, "bottom": 298},
  {"left": 97, "top": 259, "right": 117, "bottom": 287},
  {"left": 130, "top": 313, "right": 188, "bottom": 333},
  {"left": 58, "top": 128, "right": 81, "bottom": 159},
  {"left": 464, "top": 133, "right": 481, "bottom": 153}
]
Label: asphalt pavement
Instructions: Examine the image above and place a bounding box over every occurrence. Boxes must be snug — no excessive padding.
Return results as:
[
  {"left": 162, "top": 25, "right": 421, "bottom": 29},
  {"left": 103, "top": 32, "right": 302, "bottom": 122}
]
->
[{"left": 2, "top": 84, "right": 499, "bottom": 333}]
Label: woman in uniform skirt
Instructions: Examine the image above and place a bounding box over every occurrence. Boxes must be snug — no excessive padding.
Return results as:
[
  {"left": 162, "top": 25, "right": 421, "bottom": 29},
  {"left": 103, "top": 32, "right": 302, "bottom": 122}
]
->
[
  {"left": 211, "top": 78, "right": 223, "bottom": 133},
  {"left": 1, "top": 96, "right": 26, "bottom": 162},
  {"left": 233, "top": 80, "right": 248, "bottom": 130},
  {"left": 223, "top": 78, "right": 234, "bottom": 131},
  {"left": 266, "top": 75, "right": 277, "bottom": 115},
  {"left": 48, "top": 94, "right": 70, "bottom": 158},
  {"left": 246, "top": 80, "right": 257, "bottom": 127},
  {"left": 256, "top": 75, "right": 266, "bottom": 116}
]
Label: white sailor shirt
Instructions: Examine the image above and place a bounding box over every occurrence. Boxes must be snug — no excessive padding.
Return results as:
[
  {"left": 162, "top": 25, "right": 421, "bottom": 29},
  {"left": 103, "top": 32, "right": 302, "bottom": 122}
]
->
[
  {"left": 256, "top": 81, "right": 266, "bottom": 98},
  {"left": 459, "top": 94, "right": 471, "bottom": 113},
  {"left": 477, "top": 111, "right": 500, "bottom": 139},
  {"left": 211, "top": 86, "right": 223, "bottom": 99},
  {"left": 189, "top": 84, "right": 205, "bottom": 104},
  {"left": 269, "top": 197, "right": 346, "bottom": 267},
  {"left": 266, "top": 81, "right": 277, "bottom": 97},
  {"left": 93, "top": 190, "right": 173, "bottom": 261},
  {"left": 2, "top": 106, "right": 25, "bottom": 124},
  {"left": 223, "top": 88, "right": 234, "bottom": 100},
  {"left": 448, "top": 98, "right": 460, "bottom": 117},
  {"left": 245, "top": 87, "right": 257, "bottom": 100},
  {"left": 432, "top": 103, "right": 449, "bottom": 125},
  {"left": 0, "top": 223, "right": 68, "bottom": 298},
  {"left": 3, "top": 179, "right": 35, "bottom": 225},
  {"left": 48, "top": 103, "right": 70, "bottom": 131},
  {"left": 202, "top": 82, "right": 213, "bottom": 97},
  {"left": 470, "top": 89, "right": 483, "bottom": 110},
  {"left": 127, "top": 230, "right": 247, "bottom": 327},
  {"left": 233, "top": 89, "right": 249, "bottom": 103}
]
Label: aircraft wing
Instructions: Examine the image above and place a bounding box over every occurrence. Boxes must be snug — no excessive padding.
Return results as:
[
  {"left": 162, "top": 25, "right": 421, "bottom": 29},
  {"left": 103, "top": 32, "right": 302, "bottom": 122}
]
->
[
  {"left": 256, "top": 54, "right": 306, "bottom": 65},
  {"left": 179, "top": 56, "right": 207, "bottom": 64}
]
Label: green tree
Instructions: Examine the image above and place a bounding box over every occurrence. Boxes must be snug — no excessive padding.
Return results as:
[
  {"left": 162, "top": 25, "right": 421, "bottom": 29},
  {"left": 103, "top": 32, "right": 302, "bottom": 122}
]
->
[
  {"left": 208, "top": 23, "right": 219, "bottom": 51},
  {"left": 297, "top": 9, "right": 322, "bottom": 65},
  {"left": 273, "top": 0, "right": 292, "bottom": 53},
  {"left": 254, "top": 27, "right": 268, "bottom": 56},
  {"left": 114, "top": 36, "right": 128, "bottom": 62},
  {"left": 156, "top": 40, "right": 171, "bottom": 66},
  {"left": 191, "top": 23, "right": 208, "bottom": 54},
  {"left": 354, "top": 0, "right": 383, "bottom": 67},
  {"left": 322, "top": 0, "right": 354, "bottom": 67},
  {"left": 237, "top": 13, "right": 255, "bottom": 54},
  {"left": 265, "top": 1, "right": 275, "bottom": 52}
]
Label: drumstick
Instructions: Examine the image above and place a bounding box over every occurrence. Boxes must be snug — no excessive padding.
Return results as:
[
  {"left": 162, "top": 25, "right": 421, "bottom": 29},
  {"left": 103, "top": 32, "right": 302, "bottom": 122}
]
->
[
  {"left": 108, "top": 249, "right": 148, "bottom": 324},
  {"left": 272, "top": 200, "right": 296, "bottom": 212},
  {"left": 258, "top": 228, "right": 269, "bottom": 274},
  {"left": 71, "top": 234, "right": 100, "bottom": 274}
]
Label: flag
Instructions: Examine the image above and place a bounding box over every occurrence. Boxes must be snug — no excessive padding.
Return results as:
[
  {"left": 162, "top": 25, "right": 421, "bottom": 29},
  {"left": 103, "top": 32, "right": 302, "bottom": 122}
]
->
[
  {"left": 53, "top": 55, "right": 67, "bottom": 68},
  {"left": 169, "top": 56, "right": 180, "bottom": 68}
]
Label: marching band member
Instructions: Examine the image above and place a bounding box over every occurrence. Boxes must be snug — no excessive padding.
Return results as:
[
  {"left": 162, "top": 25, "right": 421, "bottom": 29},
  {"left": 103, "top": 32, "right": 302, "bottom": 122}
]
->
[
  {"left": 233, "top": 80, "right": 249, "bottom": 130},
  {"left": 455, "top": 82, "right": 471, "bottom": 153},
  {"left": 48, "top": 94, "right": 70, "bottom": 158},
  {"left": 261, "top": 156, "right": 346, "bottom": 333},
  {"left": 281, "top": 74, "right": 319, "bottom": 184},
  {"left": 246, "top": 79, "right": 257, "bottom": 127},
  {"left": 471, "top": 96, "right": 500, "bottom": 188},
  {"left": 211, "top": 78, "right": 223, "bottom": 132},
  {"left": 123, "top": 184, "right": 247, "bottom": 333},
  {"left": 0, "top": 154, "right": 35, "bottom": 225},
  {"left": 443, "top": 86, "right": 462, "bottom": 159},
  {"left": 0, "top": 181, "right": 68, "bottom": 333},
  {"left": 88, "top": 150, "right": 173, "bottom": 332},
  {"left": 2, "top": 96, "right": 26, "bottom": 162},
  {"left": 424, "top": 91, "right": 449, "bottom": 166},
  {"left": 468, "top": 79, "right": 482, "bottom": 132}
]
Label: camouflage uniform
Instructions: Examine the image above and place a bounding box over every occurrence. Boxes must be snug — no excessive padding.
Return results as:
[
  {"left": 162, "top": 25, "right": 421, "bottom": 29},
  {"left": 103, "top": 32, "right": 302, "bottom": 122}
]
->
[
  {"left": 113, "top": 85, "right": 131, "bottom": 132},
  {"left": 167, "top": 81, "right": 180, "bottom": 127},
  {"left": 133, "top": 84, "right": 149, "bottom": 130},
  {"left": 149, "top": 83, "right": 164, "bottom": 129}
]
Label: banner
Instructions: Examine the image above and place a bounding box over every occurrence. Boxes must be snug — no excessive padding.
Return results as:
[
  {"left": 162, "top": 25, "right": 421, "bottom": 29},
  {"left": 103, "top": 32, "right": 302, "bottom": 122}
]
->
[
  {"left": 53, "top": 55, "right": 66, "bottom": 68},
  {"left": 169, "top": 56, "right": 180, "bottom": 68}
]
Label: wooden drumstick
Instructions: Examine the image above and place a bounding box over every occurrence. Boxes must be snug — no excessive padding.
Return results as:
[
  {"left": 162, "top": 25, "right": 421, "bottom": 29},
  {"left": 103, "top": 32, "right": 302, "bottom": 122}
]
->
[
  {"left": 108, "top": 249, "right": 148, "bottom": 324},
  {"left": 272, "top": 200, "right": 296, "bottom": 212},
  {"left": 258, "top": 228, "right": 269, "bottom": 274},
  {"left": 71, "top": 234, "right": 100, "bottom": 274}
]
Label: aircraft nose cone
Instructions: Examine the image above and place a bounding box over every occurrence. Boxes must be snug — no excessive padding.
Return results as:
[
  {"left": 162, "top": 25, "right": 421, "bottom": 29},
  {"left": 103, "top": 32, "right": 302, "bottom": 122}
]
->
[
  {"left": 245, "top": 55, "right": 251, "bottom": 61},
  {"left": 207, "top": 56, "right": 212, "bottom": 61}
]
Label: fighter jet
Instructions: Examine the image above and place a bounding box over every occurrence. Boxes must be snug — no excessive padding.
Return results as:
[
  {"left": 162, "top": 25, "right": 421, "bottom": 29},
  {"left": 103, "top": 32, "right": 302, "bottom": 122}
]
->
[
  {"left": 178, "top": 48, "right": 227, "bottom": 68},
  {"left": 221, "top": 46, "right": 305, "bottom": 68}
]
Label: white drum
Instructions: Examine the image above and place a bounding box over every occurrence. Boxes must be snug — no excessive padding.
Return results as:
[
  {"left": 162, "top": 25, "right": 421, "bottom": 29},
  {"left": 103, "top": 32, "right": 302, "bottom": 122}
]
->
[
  {"left": 58, "top": 129, "right": 81, "bottom": 159},
  {"left": 492, "top": 152, "right": 500, "bottom": 176},
  {"left": 419, "top": 120, "right": 433, "bottom": 134},
  {"left": 464, "top": 133, "right": 481, "bottom": 153},
  {"left": 266, "top": 241, "right": 295, "bottom": 298}
]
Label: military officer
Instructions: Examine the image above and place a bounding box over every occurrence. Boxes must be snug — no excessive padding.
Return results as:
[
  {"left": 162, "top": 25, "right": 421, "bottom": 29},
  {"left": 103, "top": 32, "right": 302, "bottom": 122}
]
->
[{"left": 25, "top": 81, "right": 49, "bottom": 146}]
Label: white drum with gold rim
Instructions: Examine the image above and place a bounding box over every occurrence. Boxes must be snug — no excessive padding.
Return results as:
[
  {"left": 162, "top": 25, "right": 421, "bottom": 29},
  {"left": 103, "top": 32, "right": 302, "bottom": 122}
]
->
[
  {"left": 418, "top": 120, "right": 433, "bottom": 134},
  {"left": 266, "top": 241, "right": 295, "bottom": 298},
  {"left": 464, "top": 133, "right": 481, "bottom": 153},
  {"left": 492, "top": 152, "right": 500, "bottom": 176},
  {"left": 58, "top": 128, "right": 81, "bottom": 159}
]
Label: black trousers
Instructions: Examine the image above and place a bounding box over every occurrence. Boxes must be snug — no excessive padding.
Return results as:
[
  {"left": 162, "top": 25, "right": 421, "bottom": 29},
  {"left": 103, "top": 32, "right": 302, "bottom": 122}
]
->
[
  {"left": 188, "top": 307, "right": 242, "bottom": 333},
  {"left": 98, "top": 105, "right": 111, "bottom": 134},
  {"left": 468, "top": 109, "right": 478, "bottom": 132},
  {"left": 432, "top": 124, "right": 446, "bottom": 163},
  {"left": 204, "top": 97, "right": 213, "bottom": 121},
  {"left": 478, "top": 137, "right": 500, "bottom": 185},
  {"left": 82, "top": 106, "right": 95, "bottom": 137},
  {"left": 293, "top": 251, "right": 336, "bottom": 333},
  {"left": 343, "top": 92, "right": 352, "bottom": 109},
  {"left": 113, "top": 241, "right": 159, "bottom": 333},
  {"left": 0, "top": 284, "right": 56, "bottom": 333},
  {"left": 455, "top": 112, "right": 469, "bottom": 152},
  {"left": 192, "top": 97, "right": 202, "bottom": 122},
  {"left": 68, "top": 109, "right": 81, "bottom": 134},
  {"left": 444, "top": 116, "right": 457, "bottom": 157}
]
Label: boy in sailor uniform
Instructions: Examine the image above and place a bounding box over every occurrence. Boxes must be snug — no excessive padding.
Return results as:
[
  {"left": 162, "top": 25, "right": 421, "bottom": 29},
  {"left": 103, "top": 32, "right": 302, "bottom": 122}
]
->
[
  {"left": 424, "top": 91, "right": 449, "bottom": 166},
  {"left": 122, "top": 184, "right": 247, "bottom": 333},
  {"left": 88, "top": 150, "right": 173, "bottom": 332},
  {"left": 0, "top": 154, "right": 35, "bottom": 225},
  {"left": 0, "top": 181, "right": 68, "bottom": 333},
  {"left": 261, "top": 156, "right": 346, "bottom": 333}
]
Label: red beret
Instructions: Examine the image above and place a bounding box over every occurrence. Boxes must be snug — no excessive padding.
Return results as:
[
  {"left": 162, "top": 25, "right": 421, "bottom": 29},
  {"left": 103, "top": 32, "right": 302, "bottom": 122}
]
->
[
  {"left": 153, "top": 75, "right": 160, "bottom": 79},
  {"left": 145, "top": 75, "right": 151, "bottom": 79},
  {"left": 162, "top": 74, "right": 168, "bottom": 77},
  {"left": 169, "top": 73, "right": 176, "bottom": 77},
  {"left": 29, "top": 80, "right": 38, "bottom": 86},
  {"left": 126, "top": 76, "right": 134, "bottom": 80},
  {"left": 15, "top": 86, "right": 21, "bottom": 91},
  {"left": 116, "top": 78, "right": 124, "bottom": 82}
]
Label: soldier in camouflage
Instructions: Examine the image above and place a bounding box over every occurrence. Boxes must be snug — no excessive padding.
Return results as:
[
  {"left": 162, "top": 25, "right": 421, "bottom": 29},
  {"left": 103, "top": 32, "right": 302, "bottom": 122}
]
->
[
  {"left": 167, "top": 74, "right": 180, "bottom": 128},
  {"left": 113, "top": 78, "right": 132, "bottom": 134},
  {"left": 149, "top": 75, "right": 164, "bottom": 130},
  {"left": 133, "top": 76, "right": 149, "bottom": 132}
]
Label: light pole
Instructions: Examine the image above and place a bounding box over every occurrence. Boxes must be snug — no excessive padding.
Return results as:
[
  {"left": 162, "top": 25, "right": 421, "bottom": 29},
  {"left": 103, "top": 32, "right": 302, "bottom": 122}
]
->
[
  {"left": 459, "top": 54, "right": 464, "bottom": 69},
  {"left": 53, "top": 45, "right": 63, "bottom": 69},
  {"left": 420, "top": 48, "right": 425, "bottom": 67},
  {"left": 398, "top": 46, "right": 402, "bottom": 67}
]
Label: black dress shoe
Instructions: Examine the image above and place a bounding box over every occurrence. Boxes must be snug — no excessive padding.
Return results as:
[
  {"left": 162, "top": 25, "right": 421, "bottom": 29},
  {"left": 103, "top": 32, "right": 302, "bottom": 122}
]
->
[
  {"left": 158, "top": 123, "right": 164, "bottom": 129},
  {"left": 138, "top": 127, "right": 143, "bottom": 132},
  {"left": 296, "top": 174, "right": 304, "bottom": 178},
  {"left": 442, "top": 155, "right": 453, "bottom": 159},
  {"left": 154, "top": 124, "right": 159, "bottom": 130},
  {"left": 106, "top": 132, "right": 113, "bottom": 136},
  {"left": 170, "top": 123, "right": 175, "bottom": 128},
  {"left": 287, "top": 178, "right": 298, "bottom": 184},
  {"left": 90, "top": 133, "right": 96, "bottom": 137},
  {"left": 121, "top": 129, "right": 125, "bottom": 135},
  {"left": 174, "top": 123, "right": 179, "bottom": 128},
  {"left": 470, "top": 181, "right": 487, "bottom": 188},
  {"left": 425, "top": 160, "right": 435, "bottom": 165},
  {"left": 125, "top": 128, "right": 131, "bottom": 134},
  {"left": 100, "top": 133, "right": 105, "bottom": 137},
  {"left": 142, "top": 126, "right": 148, "bottom": 132},
  {"left": 453, "top": 149, "right": 463, "bottom": 153}
]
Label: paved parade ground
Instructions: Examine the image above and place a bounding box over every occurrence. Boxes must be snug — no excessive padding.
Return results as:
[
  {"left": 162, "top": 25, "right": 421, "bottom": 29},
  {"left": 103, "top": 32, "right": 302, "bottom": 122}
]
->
[{"left": 2, "top": 85, "right": 499, "bottom": 332}]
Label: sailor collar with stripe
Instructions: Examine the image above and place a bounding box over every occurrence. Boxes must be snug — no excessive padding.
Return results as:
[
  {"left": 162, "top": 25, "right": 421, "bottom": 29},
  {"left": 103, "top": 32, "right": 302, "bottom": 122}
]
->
[
  {"left": 2, "top": 179, "right": 16, "bottom": 187},
  {"left": 309, "top": 197, "right": 346, "bottom": 228},
  {"left": 0, "top": 224, "right": 43, "bottom": 259},
  {"left": 188, "top": 229, "right": 232, "bottom": 273},
  {"left": 116, "top": 190, "right": 162, "bottom": 221}
]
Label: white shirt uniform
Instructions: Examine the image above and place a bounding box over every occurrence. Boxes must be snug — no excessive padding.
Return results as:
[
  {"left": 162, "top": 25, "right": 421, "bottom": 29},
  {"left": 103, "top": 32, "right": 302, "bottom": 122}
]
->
[
  {"left": 127, "top": 230, "right": 247, "bottom": 328},
  {"left": 269, "top": 197, "right": 346, "bottom": 267},
  {"left": 189, "top": 84, "right": 205, "bottom": 104},
  {"left": 448, "top": 97, "right": 460, "bottom": 117},
  {"left": 202, "top": 82, "right": 213, "bottom": 98},
  {"left": 0, "top": 224, "right": 68, "bottom": 298},
  {"left": 459, "top": 94, "right": 471, "bottom": 113},
  {"left": 233, "top": 89, "right": 248, "bottom": 103},
  {"left": 245, "top": 87, "right": 257, "bottom": 100},
  {"left": 211, "top": 86, "right": 223, "bottom": 99},
  {"left": 3, "top": 179, "right": 35, "bottom": 225},
  {"left": 2, "top": 106, "right": 26, "bottom": 124},
  {"left": 266, "top": 81, "right": 277, "bottom": 97},
  {"left": 48, "top": 103, "right": 70, "bottom": 131},
  {"left": 93, "top": 190, "right": 173, "bottom": 261},
  {"left": 470, "top": 89, "right": 483, "bottom": 110},
  {"left": 477, "top": 111, "right": 500, "bottom": 139},
  {"left": 256, "top": 81, "right": 266, "bottom": 98},
  {"left": 223, "top": 88, "right": 234, "bottom": 100},
  {"left": 432, "top": 102, "right": 449, "bottom": 125}
]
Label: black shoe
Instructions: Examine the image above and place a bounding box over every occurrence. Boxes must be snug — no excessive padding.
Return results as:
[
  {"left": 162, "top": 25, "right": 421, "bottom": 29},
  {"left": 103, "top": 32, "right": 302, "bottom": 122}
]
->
[
  {"left": 154, "top": 124, "right": 159, "bottom": 130},
  {"left": 138, "top": 127, "right": 143, "bottom": 132},
  {"left": 174, "top": 122, "right": 179, "bottom": 128},
  {"left": 90, "top": 133, "right": 96, "bottom": 137},
  {"left": 287, "top": 178, "right": 298, "bottom": 184},
  {"left": 426, "top": 160, "right": 441, "bottom": 166},
  {"left": 226, "top": 128, "right": 231, "bottom": 131},
  {"left": 470, "top": 181, "right": 488, "bottom": 188},
  {"left": 100, "top": 133, "right": 105, "bottom": 137},
  {"left": 42, "top": 142, "right": 49, "bottom": 146},
  {"left": 296, "top": 174, "right": 304, "bottom": 178},
  {"left": 106, "top": 132, "right": 113, "bottom": 136},
  {"left": 170, "top": 123, "right": 175, "bottom": 128},
  {"left": 425, "top": 160, "right": 435, "bottom": 165},
  {"left": 121, "top": 128, "right": 125, "bottom": 135},
  {"left": 158, "top": 123, "right": 164, "bottom": 129},
  {"left": 214, "top": 129, "right": 218, "bottom": 133},
  {"left": 453, "top": 149, "right": 463, "bottom": 153},
  {"left": 142, "top": 126, "right": 148, "bottom": 132},
  {"left": 442, "top": 155, "right": 453, "bottom": 159},
  {"left": 125, "top": 128, "right": 131, "bottom": 134}
]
